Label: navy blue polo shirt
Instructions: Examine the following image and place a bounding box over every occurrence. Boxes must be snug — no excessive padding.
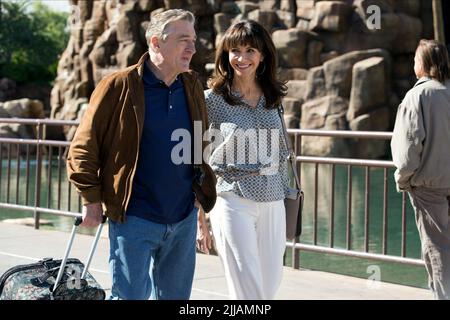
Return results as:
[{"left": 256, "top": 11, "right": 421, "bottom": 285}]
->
[{"left": 126, "top": 61, "right": 195, "bottom": 224}]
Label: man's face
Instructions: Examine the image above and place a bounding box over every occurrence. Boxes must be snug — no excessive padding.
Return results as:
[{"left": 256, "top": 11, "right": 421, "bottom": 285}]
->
[{"left": 158, "top": 19, "right": 197, "bottom": 74}]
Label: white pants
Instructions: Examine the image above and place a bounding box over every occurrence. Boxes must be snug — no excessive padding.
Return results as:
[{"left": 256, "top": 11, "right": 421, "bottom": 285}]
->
[{"left": 209, "top": 191, "right": 286, "bottom": 300}]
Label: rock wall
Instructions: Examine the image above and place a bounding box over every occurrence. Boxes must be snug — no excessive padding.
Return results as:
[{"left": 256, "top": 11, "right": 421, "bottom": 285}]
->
[
  {"left": 0, "top": 98, "right": 45, "bottom": 155},
  {"left": 51, "top": 0, "right": 434, "bottom": 158},
  {"left": 0, "top": 78, "right": 52, "bottom": 116}
]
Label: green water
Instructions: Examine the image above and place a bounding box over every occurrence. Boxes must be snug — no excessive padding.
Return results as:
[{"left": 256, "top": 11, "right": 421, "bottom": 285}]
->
[
  {"left": 0, "top": 158, "right": 90, "bottom": 235},
  {"left": 0, "top": 159, "right": 428, "bottom": 288},
  {"left": 285, "top": 163, "right": 427, "bottom": 289}
]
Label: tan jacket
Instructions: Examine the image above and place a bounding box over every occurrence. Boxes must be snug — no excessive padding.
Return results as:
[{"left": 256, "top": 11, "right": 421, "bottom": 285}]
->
[
  {"left": 67, "top": 52, "right": 216, "bottom": 222},
  {"left": 391, "top": 77, "right": 450, "bottom": 191}
]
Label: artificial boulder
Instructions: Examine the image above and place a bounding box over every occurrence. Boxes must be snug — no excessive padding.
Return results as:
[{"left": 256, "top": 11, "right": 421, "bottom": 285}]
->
[{"left": 347, "top": 56, "right": 387, "bottom": 121}]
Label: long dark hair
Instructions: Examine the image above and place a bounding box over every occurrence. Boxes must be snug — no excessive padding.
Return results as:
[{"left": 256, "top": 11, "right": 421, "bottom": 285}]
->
[
  {"left": 416, "top": 39, "right": 450, "bottom": 83},
  {"left": 208, "top": 20, "right": 287, "bottom": 109}
]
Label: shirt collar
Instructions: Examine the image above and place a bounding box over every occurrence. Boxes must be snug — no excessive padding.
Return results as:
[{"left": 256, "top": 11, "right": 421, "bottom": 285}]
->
[{"left": 144, "top": 60, "right": 181, "bottom": 88}]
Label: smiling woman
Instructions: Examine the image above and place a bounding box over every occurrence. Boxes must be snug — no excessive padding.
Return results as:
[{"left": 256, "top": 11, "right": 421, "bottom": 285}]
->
[
  {"left": 208, "top": 20, "right": 286, "bottom": 109},
  {"left": 205, "top": 20, "right": 290, "bottom": 300}
]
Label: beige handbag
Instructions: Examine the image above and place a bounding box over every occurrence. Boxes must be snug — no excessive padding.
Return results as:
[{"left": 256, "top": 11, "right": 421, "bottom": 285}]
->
[{"left": 278, "top": 106, "right": 304, "bottom": 240}]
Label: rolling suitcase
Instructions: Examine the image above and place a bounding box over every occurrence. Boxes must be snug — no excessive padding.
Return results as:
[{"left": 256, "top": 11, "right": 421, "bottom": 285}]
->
[{"left": 0, "top": 216, "right": 106, "bottom": 300}]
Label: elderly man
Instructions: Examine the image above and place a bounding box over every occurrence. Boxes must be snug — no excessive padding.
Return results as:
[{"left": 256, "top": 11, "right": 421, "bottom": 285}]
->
[{"left": 67, "top": 9, "right": 216, "bottom": 300}]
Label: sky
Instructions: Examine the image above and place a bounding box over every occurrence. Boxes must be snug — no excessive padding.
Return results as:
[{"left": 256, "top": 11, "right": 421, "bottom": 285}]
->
[{"left": 40, "top": 0, "right": 71, "bottom": 12}]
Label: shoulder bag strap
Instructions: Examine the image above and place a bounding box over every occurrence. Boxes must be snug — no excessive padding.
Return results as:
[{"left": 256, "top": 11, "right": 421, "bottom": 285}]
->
[{"left": 277, "top": 106, "right": 301, "bottom": 189}]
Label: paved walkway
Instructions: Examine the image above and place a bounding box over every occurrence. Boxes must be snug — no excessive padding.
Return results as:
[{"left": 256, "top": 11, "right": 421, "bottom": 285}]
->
[{"left": 0, "top": 222, "right": 433, "bottom": 300}]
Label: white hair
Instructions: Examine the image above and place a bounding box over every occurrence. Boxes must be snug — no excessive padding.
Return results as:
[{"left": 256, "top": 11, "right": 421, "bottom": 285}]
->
[{"left": 145, "top": 9, "right": 195, "bottom": 46}]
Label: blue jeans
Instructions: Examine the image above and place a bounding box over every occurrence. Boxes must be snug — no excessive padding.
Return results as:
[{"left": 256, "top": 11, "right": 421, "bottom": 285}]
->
[{"left": 108, "top": 208, "right": 197, "bottom": 300}]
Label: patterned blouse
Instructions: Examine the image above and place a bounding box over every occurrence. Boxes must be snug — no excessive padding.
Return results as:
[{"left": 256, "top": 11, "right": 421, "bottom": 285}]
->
[{"left": 205, "top": 89, "right": 290, "bottom": 202}]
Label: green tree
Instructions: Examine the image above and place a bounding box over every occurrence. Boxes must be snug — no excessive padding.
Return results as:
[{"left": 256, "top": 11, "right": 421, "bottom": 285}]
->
[{"left": 0, "top": 0, "right": 69, "bottom": 84}]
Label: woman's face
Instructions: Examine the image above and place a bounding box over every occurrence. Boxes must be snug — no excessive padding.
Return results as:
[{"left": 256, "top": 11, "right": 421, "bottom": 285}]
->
[
  {"left": 414, "top": 49, "right": 425, "bottom": 79},
  {"left": 228, "top": 44, "right": 264, "bottom": 79}
]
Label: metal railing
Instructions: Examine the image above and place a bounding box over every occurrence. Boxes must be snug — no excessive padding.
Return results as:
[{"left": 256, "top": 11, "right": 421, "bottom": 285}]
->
[
  {"left": 0, "top": 118, "right": 81, "bottom": 229},
  {"left": 286, "top": 129, "right": 424, "bottom": 268},
  {"left": 0, "top": 119, "right": 424, "bottom": 269}
]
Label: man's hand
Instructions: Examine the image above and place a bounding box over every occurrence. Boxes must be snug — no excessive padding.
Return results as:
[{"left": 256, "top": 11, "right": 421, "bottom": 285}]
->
[
  {"left": 81, "top": 203, "right": 104, "bottom": 228},
  {"left": 196, "top": 206, "right": 212, "bottom": 254}
]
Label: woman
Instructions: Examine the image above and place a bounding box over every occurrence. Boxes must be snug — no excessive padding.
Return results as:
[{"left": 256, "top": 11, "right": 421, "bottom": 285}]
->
[
  {"left": 391, "top": 39, "right": 450, "bottom": 300},
  {"left": 202, "top": 20, "right": 289, "bottom": 300}
]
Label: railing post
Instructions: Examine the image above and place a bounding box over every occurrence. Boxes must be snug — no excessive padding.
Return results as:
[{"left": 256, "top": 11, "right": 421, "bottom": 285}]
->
[{"left": 34, "top": 122, "right": 43, "bottom": 229}]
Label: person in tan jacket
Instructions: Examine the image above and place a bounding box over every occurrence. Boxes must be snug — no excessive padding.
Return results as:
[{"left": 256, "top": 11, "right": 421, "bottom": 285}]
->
[
  {"left": 67, "top": 9, "right": 216, "bottom": 300},
  {"left": 391, "top": 39, "right": 450, "bottom": 300}
]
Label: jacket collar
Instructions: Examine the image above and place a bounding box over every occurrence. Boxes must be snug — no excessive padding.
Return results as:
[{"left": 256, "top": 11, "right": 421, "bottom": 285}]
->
[
  {"left": 135, "top": 51, "right": 149, "bottom": 78},
  {"left": 414, "top": 76, "right": 432, "bottom": 88},
  {"left": 129, "top": 52, "right": 202, "bottom": 132}
]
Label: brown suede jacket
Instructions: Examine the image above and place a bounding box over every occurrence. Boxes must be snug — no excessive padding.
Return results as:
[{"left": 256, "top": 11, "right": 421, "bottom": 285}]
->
[{"left": 67, "top": 52, "right": 217, "bottom": 223}]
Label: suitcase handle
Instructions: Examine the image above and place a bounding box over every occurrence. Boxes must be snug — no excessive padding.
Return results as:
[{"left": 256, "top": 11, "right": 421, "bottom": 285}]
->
[
  {"left": 74, "top": 215, "right": 107, "bottom": 226},
  {"left": 52, "top": 216, "right": 107, "bottom": 293}
]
